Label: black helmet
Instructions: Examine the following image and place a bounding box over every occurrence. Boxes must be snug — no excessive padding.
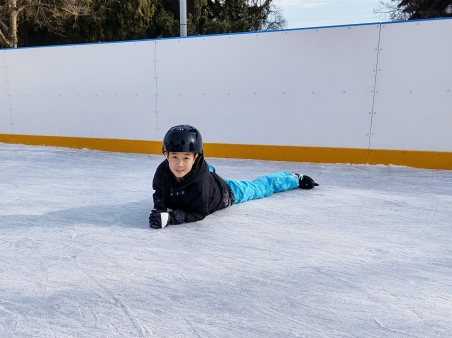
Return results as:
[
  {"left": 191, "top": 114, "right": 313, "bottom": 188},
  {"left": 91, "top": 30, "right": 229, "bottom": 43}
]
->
[{"left": 162, "top": 125, "right": 203, "bottom": 154}]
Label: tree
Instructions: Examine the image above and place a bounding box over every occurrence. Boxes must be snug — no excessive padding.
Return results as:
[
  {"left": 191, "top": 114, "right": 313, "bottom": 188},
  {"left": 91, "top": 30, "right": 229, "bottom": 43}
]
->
[
  {"left": 147, "top": 0, "right": 286, "bottom": 37},
  {"left": 199, "top": 0, "right": 286, "bottom": 35},
  {"left": 374, "top": 0, "right": 452, "bottom": 21},
  {"left": 398, "top": 0, "right": 452, "bottom": 19},
  {"left": 63, "top": 0, "right": 157, "bottom": 44},
  {"left": 374, "top": 0, "right": 410, "bottom": 21},
  {"left": 2, "top": 0, "right": 286, "bottom": 47},
  {"left": 63, "top": 0, "right": 286, "bottom": 42},
  {"left": 0, "top": 0, "right": 100, "bottom": 48}
]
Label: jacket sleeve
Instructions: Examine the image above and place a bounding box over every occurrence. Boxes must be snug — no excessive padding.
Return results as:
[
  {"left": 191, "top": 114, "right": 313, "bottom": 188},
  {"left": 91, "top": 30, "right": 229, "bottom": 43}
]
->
[
  {"left": 152, "top": 169, "right": 167, "bottom": 211},
  {"left": 170, "top": 183, "right": 211, "bottom": 225}
]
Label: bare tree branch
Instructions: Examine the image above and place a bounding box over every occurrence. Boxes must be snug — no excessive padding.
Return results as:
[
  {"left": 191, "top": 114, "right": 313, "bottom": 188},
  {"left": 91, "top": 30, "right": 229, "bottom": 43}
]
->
[
  {"left": 0, "top": 0, "right": 103, "bottom": 48},
  {"left": 373, "top": 0, "right": 409, "bottom": 21}
]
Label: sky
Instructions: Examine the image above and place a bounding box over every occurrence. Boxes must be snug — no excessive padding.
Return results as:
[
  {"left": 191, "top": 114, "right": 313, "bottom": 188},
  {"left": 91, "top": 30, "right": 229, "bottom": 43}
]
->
[{"left": 276, "top": 0, "right": 384, "bottom": 29}]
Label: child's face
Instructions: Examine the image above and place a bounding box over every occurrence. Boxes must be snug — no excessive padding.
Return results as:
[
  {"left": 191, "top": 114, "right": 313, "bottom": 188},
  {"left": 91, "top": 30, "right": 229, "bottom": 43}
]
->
[{"left": 167, "top": 152, "right": 198, "bottom": 181}]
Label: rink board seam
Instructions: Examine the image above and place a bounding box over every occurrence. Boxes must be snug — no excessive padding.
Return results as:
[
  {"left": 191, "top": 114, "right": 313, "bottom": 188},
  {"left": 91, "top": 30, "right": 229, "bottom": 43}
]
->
[{"left": 1, "top": 134, "right": 450, "bottom": 170}]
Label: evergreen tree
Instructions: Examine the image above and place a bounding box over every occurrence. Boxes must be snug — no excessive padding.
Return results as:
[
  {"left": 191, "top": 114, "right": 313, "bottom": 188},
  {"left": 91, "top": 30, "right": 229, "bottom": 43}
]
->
[
  {"left": 63, "top": 0, "right": 156, "bottom": 44},
  {"left": 375, "top": 0, "right": 452, "bottom": 21},
  {"left": 201, "top": 0, "right": 285, "bottom": 34},
  {"left": 399, "top": 0, "right": 452, "bottom": 19},
  {"left": 147, "top": 0, "right": 179, "bottom": 38}
]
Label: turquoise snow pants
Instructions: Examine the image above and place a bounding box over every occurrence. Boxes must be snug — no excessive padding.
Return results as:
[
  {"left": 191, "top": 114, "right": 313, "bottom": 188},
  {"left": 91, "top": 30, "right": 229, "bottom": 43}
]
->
[{"left": 224, "top": 172, "right": 299, "bottom": 204}]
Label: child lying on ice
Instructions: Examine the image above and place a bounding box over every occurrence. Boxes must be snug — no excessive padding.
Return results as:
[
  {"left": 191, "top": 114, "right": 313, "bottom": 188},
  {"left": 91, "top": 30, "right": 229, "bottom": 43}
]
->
[{"left": 149, "top": 125, "right": 318, "bottom": 229}]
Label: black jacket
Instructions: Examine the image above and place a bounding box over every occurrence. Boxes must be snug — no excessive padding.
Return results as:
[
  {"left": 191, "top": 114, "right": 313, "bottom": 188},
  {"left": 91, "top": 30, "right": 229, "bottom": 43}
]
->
[{"left": 152, "top": 155, "right": 234, "bottom": 224}]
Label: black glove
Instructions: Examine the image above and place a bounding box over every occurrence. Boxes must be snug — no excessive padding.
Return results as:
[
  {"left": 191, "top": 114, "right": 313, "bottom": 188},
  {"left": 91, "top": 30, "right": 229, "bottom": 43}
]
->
[
  {"left": 149, "top": 210, "right": 172, "bottom": 229},
  {"left": 299, "top": 175, "right": 319, "bottom": 189}
]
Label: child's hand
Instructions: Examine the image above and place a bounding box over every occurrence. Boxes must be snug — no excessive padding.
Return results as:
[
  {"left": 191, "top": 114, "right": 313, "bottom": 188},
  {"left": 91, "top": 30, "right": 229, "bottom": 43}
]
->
[{"left": 149, "top": 210, "right": 171, "bottom": 229}]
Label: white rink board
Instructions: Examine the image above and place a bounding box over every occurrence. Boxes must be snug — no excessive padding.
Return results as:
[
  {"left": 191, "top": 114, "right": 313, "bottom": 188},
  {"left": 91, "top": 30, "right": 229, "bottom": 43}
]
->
[
  {"left": 1, "top": 19, "right": 452, "bottom": 153},
  {"left": 156, "top": 25, "right": 380, "bottom": 148},
  {"left": 2, "top": 42, "right": 157, "bottom": 140},
  {"left": 370, "top": 20, "right": 452, "bottom": 152},
  {"left": 0, "top": 52, "right": 11, "bottom": 131}
]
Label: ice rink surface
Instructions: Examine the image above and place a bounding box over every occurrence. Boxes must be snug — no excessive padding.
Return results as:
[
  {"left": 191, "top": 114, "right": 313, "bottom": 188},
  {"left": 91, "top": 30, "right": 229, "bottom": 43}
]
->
[{"left": 1, "top": 143, "right": 451, "bottom": 337}]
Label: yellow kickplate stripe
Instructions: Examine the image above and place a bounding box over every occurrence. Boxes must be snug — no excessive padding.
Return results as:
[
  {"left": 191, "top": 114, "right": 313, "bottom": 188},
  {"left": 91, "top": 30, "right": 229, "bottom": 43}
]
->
[
  {"left": 205, "top": 143, "right": 452, "bottom": 170},
  {"left": 1, "top": 134, "right": 451, "bottom": 170},
  {"left": 0, "top": 134, "right": 161, "bottom": 154},
  {"left": 367, "top": 149, "right": 452, "bottom": 170},
  {"left": 204, "top": 143, "right": 369, "bottom": 164}
]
